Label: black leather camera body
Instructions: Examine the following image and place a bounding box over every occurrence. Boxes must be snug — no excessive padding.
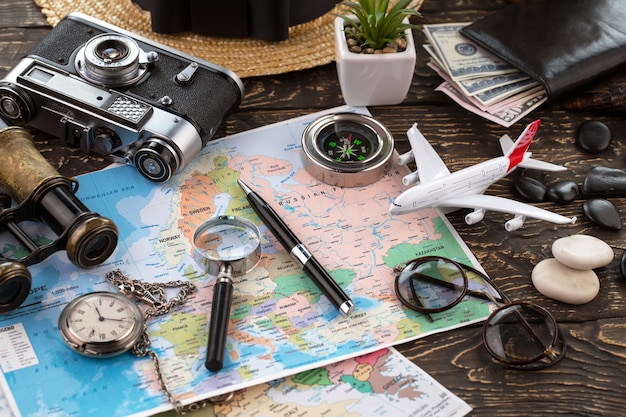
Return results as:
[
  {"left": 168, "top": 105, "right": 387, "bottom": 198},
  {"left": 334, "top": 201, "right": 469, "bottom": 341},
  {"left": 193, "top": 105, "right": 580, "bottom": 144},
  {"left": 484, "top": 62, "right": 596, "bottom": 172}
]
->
[{"left": 0, "top": 12, "right": 244, "bottom": 182}]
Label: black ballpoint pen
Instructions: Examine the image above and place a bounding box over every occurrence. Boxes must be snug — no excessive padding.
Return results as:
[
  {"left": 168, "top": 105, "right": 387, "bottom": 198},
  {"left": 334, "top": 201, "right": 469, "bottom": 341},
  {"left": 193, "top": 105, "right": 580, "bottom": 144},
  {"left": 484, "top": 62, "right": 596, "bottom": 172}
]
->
[{"left": 238, "top": 179, "right": 354, "bottom": 316}]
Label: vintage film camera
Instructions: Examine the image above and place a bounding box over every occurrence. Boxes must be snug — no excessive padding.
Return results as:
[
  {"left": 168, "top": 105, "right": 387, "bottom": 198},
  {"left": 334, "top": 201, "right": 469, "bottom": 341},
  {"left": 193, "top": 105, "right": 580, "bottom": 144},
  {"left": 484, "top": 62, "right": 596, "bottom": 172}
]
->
[
  {"left": 0, "top": 116, "right": 119, "bottom": 314},
  {"left": 0, "top": 12, "right": 244, "bottom": 182}
]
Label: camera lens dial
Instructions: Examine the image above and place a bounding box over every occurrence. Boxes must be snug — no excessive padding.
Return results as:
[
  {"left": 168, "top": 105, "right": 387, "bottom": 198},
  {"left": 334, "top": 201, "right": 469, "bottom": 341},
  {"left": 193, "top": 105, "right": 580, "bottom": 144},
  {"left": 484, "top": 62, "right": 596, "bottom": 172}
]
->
[
  {"left": 75, "top": 34, "right": 148, "bottom": 87},
  {"left": 134, "top": 138, "right": 180, "bottom": 182},
  {"left": 0, "top": 85, "right": 34, "bottom": 125}
]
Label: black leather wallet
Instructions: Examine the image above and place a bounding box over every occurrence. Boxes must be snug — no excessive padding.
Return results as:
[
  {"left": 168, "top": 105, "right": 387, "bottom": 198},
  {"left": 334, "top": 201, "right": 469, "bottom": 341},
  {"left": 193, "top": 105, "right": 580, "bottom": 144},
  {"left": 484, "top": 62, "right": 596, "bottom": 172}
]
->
[{"left": 460, "top": 0, "right": 626, "bottom": 100}]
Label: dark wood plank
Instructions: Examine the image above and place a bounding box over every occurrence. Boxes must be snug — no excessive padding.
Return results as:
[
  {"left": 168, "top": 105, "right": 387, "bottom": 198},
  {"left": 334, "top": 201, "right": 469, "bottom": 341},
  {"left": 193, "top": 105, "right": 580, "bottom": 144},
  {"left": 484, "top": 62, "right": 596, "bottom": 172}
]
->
[
  {"left": 400, "top": 317, "right": 626, "bottom": 416},
  {"left": 0, "top": 0, "right": 49, "bottom": 71},
  {"left": 0, "top": 0, "right": 48, "bottom": 27}
]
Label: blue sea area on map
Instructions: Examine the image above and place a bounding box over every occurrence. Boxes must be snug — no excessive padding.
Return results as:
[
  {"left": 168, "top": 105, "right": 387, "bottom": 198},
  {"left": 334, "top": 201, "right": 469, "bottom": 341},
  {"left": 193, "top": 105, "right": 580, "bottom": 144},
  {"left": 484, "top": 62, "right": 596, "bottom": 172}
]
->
[
  {"left": 221, "top": 343, "right": 271, "bottom": 369},
  {"left": 5, "top": 313, "right": 159, "bottom": 416},
  {"left": 75, "top": 164, "right": 160, "bottom": 240},
  {"left": 353, "top": 296, "right": 380, "bottom": 309}
]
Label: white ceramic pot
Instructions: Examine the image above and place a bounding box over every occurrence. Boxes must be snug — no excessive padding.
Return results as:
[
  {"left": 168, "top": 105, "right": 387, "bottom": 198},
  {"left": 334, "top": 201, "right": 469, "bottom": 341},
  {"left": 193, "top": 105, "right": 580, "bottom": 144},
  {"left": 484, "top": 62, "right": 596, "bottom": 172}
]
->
[{"left": 334, "top": 16, "right": 416, "bottom": 106}]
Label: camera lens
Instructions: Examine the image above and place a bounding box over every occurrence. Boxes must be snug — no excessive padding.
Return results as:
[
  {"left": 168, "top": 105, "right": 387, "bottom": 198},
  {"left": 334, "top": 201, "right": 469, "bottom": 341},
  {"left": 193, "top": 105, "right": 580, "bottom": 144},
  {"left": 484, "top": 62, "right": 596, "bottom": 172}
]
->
[
  {"left": 95, "top": 39, "right": 129, "bottom": 62},
  {"left": 0, "top": 261, "right": 32, "bottom": 314},
  {"left": 134, "top": 138, "right": 180, "bottom": 182},
  {"left": 76, "top": 34, "right": 145, "bottom": 87}
]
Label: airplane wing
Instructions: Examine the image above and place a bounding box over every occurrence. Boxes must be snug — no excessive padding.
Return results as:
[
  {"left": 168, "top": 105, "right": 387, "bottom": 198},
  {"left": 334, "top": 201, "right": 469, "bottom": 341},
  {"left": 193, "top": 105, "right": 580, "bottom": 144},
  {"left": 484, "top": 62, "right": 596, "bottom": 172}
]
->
[
  {"left": 407, "top": 124, "right": 450, "bottom": 182},
  {"left": 429, "top": 194, "right": 576, "bottom": 230}
]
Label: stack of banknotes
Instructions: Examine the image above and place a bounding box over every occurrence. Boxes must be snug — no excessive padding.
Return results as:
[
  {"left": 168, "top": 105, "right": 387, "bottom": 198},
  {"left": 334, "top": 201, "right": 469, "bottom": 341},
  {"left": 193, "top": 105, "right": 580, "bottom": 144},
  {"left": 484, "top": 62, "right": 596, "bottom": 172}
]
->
[{"left": 423, "top": 23, "right": 547, "bottom": 127}]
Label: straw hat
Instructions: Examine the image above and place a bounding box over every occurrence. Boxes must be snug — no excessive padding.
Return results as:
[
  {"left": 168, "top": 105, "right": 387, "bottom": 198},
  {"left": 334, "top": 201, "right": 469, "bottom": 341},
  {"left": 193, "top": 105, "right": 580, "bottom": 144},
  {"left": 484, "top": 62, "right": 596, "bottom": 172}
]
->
[{"left": 34, "top": 0, "right": 423, "bottom": 79}]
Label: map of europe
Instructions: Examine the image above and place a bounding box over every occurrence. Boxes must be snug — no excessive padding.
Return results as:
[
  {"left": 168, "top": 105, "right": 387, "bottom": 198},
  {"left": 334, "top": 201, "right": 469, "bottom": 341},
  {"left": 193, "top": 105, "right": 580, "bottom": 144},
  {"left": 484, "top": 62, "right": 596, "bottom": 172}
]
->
[
  {"left": 0, "top": 107, "right": 490, "bottom": 416},
  {"left": 157, "top": 347, "right": 471, "bottom": 417}
]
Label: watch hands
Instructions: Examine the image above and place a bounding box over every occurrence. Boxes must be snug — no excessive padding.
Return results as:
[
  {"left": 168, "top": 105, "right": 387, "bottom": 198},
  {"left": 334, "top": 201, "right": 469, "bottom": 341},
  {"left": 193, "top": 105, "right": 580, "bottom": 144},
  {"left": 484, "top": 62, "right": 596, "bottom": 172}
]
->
[
  {"left": 93, "top": 303, "right": 129, "bottom": 322},
  {"left": 94, "top": 305, "right": 104, "bottom": 320},
  {"left": 102, "top": 317, "right": 130, "bottom": 322}
]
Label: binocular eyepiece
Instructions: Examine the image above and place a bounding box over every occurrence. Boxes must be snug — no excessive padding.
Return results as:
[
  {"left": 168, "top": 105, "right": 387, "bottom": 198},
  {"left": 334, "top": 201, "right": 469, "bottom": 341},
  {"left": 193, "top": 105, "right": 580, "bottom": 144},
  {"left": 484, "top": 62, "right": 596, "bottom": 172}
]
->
[{"left": 0, "top": 120, "right": 118, "bottom": 313}]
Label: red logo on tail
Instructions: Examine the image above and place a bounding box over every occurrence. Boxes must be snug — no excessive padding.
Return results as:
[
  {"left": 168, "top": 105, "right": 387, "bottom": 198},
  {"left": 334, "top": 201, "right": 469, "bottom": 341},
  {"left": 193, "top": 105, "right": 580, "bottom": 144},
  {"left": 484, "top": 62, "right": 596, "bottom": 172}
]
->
[{"left": 507, "top": 120, "right": 541, "bottom": 171}]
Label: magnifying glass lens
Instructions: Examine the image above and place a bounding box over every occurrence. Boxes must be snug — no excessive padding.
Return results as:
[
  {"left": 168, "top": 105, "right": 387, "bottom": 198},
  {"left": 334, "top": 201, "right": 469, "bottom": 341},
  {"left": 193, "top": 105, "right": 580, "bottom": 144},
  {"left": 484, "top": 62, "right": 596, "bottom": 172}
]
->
[
  {"left": 193, "top": 216, "right": 262, "bottom": 276},
  {"left": 194, "top": 222, "right": 260, "bottom": 262}
]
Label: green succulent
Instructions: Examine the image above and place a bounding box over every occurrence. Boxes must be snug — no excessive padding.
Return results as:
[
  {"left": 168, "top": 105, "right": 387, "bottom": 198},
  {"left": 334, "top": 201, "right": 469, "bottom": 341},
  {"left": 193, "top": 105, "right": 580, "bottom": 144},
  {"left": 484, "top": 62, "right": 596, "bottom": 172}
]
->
[{"left": 336, "top": 0, "right": 422, "bottom": 51}]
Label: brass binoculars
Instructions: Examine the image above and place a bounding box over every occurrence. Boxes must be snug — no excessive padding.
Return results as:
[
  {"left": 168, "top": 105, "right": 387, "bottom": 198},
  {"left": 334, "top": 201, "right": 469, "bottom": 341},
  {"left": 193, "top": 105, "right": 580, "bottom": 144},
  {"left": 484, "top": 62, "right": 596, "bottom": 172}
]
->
[{"left": 0, "top": 122, "right": 118, "bottom": 313}]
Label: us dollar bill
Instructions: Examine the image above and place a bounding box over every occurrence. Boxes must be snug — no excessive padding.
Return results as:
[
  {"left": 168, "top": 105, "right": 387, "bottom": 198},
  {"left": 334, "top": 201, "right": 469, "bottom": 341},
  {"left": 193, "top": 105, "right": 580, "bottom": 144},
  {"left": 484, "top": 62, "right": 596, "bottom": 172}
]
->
[
  {"left": 436, "top": 82, "right": 547, "bottom": 128},
  {"left": 473, "top": 77, "right": 540, "bottom": 106},
  {"left": 457, "top": 71, "right": 531, "bottom": 97},
  {"left": 426, "top": 58, "right": 533, "bottom": 98},
  {"left": 423, "top": 23, "right": 517, "bottom": 81}
]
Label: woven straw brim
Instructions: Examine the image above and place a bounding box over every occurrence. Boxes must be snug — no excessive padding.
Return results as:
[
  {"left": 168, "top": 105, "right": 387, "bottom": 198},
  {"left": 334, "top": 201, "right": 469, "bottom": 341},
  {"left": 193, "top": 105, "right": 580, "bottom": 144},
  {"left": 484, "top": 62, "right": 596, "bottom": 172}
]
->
[{"left": 34, "top": 0, "right": 423, "bottom": 79}]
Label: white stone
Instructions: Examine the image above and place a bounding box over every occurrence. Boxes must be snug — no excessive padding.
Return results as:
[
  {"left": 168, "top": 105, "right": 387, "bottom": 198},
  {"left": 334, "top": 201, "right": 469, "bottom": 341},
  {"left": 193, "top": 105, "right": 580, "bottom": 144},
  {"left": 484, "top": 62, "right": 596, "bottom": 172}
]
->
[
  {"left": 531, "top": 258, "right": 600, "bottom": 304},
  {"left": 551, "top": 234, "right": 614, "bottom": 270}
]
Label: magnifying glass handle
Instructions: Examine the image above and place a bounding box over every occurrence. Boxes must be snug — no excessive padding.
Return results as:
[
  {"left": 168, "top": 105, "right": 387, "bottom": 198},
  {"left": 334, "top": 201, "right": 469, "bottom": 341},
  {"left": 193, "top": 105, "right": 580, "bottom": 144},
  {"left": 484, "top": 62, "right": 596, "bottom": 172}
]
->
[{"left": 205, "top": 265, "right": 234, "bottom": 372}]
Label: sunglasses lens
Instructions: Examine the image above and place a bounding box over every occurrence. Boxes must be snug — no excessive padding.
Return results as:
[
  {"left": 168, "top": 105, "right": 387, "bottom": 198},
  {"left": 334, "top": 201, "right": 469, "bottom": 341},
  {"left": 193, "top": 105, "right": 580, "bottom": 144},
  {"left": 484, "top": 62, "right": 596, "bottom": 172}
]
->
[
  {"left": 483, "top": 302, "right": 564, "bottom": 369},
  {"left": 395, "top": 258, "right": 467, "bottom": 313}
]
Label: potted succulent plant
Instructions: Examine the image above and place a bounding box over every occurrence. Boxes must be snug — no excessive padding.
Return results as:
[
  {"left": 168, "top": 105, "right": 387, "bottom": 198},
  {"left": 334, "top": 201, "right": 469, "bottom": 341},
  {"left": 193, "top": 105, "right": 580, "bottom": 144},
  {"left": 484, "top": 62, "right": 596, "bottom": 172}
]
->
[{"left": 334, "top": 0, "right": 421, "bottom": 106}]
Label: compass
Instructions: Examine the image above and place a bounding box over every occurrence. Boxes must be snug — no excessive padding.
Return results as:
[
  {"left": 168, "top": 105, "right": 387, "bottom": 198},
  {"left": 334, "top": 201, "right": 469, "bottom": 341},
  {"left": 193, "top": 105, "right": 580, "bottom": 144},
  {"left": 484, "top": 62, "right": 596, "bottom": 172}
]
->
[{"left": 301, "top": 113, "right": 395, "bottom": 187}]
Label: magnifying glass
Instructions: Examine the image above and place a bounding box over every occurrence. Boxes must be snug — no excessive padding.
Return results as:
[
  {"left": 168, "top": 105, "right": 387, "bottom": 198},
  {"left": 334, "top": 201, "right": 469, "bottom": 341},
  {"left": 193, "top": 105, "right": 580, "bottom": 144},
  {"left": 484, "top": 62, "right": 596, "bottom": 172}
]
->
[{"left": 193, "top": 215, "right": 261, "bottom": 372}]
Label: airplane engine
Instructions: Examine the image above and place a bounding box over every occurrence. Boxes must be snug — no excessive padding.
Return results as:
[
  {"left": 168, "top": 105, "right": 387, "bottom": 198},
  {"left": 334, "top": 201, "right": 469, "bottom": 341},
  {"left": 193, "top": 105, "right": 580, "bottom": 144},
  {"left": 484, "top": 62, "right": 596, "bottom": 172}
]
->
[
  {"left": 397, "top": 151, "right": 414, "bottom": 165},
  {"left": 402, "top": 171, "right": 420, "bottom": 186},
  {"left": 464, "top": 209, "right": 485, "bottom": 225},
  {"left": 504, "top": 214, "right": 526, "bottom": 231}
]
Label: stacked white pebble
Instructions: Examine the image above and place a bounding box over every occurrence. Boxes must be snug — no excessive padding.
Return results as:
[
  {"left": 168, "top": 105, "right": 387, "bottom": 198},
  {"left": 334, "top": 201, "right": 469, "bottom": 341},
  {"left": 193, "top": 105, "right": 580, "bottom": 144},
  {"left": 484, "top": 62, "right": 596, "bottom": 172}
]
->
[{"left": 531, "top": 235, "right": 614, "bottom": 304}]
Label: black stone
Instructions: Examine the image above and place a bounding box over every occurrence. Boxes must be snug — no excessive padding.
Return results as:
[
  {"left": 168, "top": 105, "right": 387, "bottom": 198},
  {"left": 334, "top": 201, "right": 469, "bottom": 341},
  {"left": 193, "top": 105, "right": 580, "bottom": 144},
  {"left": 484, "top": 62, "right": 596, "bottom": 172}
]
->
[
  {"left": 576, "top": 120, "right": 612, "bottom": 153},
  {"left": 514, "top": 176, "right": 547, "bottom": 202},
  {"left": 620, "top": 251, "right": 626, "bottom": 280},
  {"left": 582, "top": 166, "right": 626, "bottom": 198},
  {"left": 547, "top": 180, "right": 579, "bottom": 204},
  {"left": 582, "top": 198, "right": 622, "bottom": 230}
]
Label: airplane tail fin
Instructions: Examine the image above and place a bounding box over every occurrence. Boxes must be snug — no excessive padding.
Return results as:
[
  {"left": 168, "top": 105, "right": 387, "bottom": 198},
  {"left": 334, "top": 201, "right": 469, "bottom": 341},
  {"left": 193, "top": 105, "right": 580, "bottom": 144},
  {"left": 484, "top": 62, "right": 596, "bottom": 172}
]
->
[
  {"left": 500, "top": 119, "right": 567, "bottom": 172},
  {"left": 504, "top": 119, "right": 541, "bottom": 172}
]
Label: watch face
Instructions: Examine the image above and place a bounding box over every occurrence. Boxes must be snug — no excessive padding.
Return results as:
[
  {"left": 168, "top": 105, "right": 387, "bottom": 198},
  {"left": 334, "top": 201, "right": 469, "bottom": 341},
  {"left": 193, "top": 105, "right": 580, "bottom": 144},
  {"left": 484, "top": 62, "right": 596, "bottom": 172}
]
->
[{"left": 59, "top": 292, "right": 144, "bottom": 357}]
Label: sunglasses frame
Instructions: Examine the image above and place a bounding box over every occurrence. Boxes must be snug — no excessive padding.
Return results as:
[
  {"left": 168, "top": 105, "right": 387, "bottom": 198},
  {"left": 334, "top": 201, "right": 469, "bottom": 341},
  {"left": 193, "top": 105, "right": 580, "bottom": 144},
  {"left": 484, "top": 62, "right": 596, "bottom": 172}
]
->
[{"left": 393, "top": 255, "right": 567, "bottom": 370}]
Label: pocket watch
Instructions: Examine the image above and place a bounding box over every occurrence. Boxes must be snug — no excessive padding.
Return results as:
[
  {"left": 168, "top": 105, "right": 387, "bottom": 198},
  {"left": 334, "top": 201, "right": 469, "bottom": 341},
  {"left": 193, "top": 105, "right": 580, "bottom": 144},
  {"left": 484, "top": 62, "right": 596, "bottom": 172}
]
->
[
  {"left": 57, "top": 271, "right": 206, "bottom": 413},
  {"left": 301, "top": 112, "right": 395, "bottom": 187},
  {"left": 58, "top": 291, "right": 144, "bottom": 358}
]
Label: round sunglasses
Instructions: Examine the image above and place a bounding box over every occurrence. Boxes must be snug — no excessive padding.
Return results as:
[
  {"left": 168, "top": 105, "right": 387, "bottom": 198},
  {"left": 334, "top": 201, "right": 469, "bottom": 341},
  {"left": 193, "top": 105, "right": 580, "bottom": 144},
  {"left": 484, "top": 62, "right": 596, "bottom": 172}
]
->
[{"left": 393, "top": 256, "right": 567, "bottom": 370}]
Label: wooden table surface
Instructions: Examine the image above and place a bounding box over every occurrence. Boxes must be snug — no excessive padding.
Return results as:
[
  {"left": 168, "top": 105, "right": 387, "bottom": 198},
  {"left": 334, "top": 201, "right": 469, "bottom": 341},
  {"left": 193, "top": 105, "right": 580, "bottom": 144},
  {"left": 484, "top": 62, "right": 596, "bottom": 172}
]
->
[{"left": 2, "top": 0, "right": 626, "bottom": 416}]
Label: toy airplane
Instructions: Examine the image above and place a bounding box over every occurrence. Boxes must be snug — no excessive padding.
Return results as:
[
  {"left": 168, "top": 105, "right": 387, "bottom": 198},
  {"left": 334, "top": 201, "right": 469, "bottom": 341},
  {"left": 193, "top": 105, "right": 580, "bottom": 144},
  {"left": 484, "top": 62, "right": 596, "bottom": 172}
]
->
[{"left": 389, "top": 120, "right": 577, "bottom": 231}]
